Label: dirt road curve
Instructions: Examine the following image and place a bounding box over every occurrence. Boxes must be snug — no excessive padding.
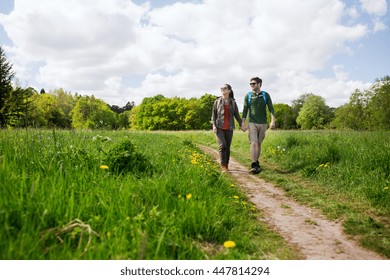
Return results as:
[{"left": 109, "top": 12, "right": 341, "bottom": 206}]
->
[{"left": 199, "top": 145, "right": 385, "bottom": 260}]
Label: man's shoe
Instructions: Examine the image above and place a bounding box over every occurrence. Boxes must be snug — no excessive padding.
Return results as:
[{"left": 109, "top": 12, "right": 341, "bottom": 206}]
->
[
  {"left": 255, "top": 161, "right": 261, "bottom": 174},
  {"left": 250, "top": 162, "right": 257, "bottom": 174}
]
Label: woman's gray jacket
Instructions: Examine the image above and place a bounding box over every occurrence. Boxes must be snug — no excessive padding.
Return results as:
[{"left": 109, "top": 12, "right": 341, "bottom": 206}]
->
[{"left": 212, "top": 97, "right": 243, "bottom": 130}]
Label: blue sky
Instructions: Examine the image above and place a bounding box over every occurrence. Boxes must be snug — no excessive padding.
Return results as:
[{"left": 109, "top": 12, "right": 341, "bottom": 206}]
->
[
  {"left": 0, "top": 0, "right": 389, "bottom": 108},
  {"left": 319, "top": 1, "right": 389, "bottom": 82}
]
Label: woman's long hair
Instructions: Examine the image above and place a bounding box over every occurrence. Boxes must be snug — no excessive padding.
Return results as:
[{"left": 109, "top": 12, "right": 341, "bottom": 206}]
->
[{"left": 225, "top": 84, "right": 235, "bottom": 100}]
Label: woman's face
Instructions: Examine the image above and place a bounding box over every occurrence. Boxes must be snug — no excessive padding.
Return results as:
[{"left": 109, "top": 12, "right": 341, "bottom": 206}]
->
[{"left": 220, "top": 85, "right": 230, "bottom": 96}]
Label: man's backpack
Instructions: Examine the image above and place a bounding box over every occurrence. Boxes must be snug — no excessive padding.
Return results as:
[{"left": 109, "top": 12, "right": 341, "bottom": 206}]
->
[{"left": 247, "top": 91, "right": 267, "bottom": 108}]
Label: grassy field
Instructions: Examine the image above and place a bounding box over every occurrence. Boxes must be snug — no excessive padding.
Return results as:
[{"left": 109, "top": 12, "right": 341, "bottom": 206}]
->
[
  {"left": 1, "top": 129, "right": 389, "bottom": 259},
  {"left": 177, "top": 129, "right": 390, "bottom": 258},
  {"left": 0, "top": 129, "right": 299, "bottom": 260}
]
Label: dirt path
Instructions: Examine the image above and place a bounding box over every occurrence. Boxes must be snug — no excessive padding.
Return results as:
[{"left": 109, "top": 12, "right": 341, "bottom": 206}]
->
[{"left": 199, "top": 145, "right": 385, "bottom": 260}]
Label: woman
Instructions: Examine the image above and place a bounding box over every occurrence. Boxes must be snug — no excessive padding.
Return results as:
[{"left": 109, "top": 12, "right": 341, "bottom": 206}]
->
[{"left": 212, "top": 84, "right": 246, "bottom": 172}]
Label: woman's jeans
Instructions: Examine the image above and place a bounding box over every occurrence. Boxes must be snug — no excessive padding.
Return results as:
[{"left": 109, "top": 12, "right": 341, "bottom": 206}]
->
[{"left": 216, "top": 128, "right": 233, "bottom": 166}]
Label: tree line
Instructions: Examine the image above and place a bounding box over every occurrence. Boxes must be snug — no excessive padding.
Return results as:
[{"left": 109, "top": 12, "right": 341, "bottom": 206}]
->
[{"left": 1, "top": 47, "right": 389, "bottom": 130}]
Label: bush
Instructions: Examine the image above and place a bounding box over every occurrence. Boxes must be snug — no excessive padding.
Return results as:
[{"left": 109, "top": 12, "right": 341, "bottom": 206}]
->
[{"left": 103, "top": 139, "right": 152, "bottom": 176}]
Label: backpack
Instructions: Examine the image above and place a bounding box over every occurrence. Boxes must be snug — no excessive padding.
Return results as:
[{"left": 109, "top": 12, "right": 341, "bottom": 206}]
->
[{"left": 247, "top": 91, "right": 267, "bottom": 108}]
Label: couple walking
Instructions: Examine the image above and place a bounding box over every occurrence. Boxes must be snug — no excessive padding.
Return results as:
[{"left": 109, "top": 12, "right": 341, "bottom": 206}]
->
[{"left": 211, "top": 77, "right": 276, "bottom": 174}]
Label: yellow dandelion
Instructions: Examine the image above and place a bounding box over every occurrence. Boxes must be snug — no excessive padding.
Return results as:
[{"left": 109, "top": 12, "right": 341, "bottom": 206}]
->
[
  {"left": 186, "top": 193, "right": 192, "bottom": 200},
  {"left": 233, "top": 195, "right": 239, "bottom": 199},
  {"left": 223, "top": 240, "right": 236, "bottom": 248},
  {"left": 100, "top": 165, "right": 109, "bottom": 169}
]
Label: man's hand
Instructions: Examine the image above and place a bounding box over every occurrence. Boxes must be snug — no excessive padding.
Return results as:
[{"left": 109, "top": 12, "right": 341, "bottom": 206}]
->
[{"left": 270, "top": 116, "right": 276, "bottom": 130}]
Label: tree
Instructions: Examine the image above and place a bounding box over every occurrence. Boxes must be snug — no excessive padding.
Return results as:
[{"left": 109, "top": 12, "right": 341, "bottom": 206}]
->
[
  {"left": 52, "top": 89, "right": 76, "bottom": 128},
  {"left": 27, "top": 91, "right": 73, "bottom": 128},
  {"left": 196, "top": 94, "right": 217, "bottom": 129},
  {"left": 130, "top": 94, "right": 216, "bottom": 130},
  {"left": 109, "top": 101, "right": 135, "bottom": 114},
  {"left": 71, "top": 95, "right": 117, "bottom": 129},
  {"left": 184, "top": 98, "right": 202, "bottom": 130},
  {"left": 143, "top": 97, "right": 188, "bottom": 130},
  {"left": 0, "top": 47, "right": 15, "bottom": 126},
  {"left": 109, "top": 105, "right": 122, "bottom": 114},
  {"left": 2, "top": 87, "right": 35, "bottom": 127},
  {"left": 331, "top": 77, "right": 390, "bottom": 130},
  {"left": 291, "top": 93, "right": 314, "bottom": 118},
  {"left": 129, "top": 105, "right": 141, "bottom": 129},
  {"left": 122, "top": 101, "right": 135, "bottom": 111},
  {"left": 367, "top": 76, "right": 390, "bottom": 130},
  {"left": 331, "top": 89, "right": 369, "bottom": 130},
  {"left": 296, "top": 95, "right": 333, "bottom": 129},
  {"left": 331, "top": 104, "right": 354, "bottom": 130},
  {"left": 28, "top": 92, "right": 57, "bottom": 127},
  {"left": 117, "top": 111, "right": 131, "bottom": 129},
  {"left": 273, "top": 103, "right": 297, "bottom": 129},
  {"left": 132, "top": 94, "right": 166, "bottom": 130}
]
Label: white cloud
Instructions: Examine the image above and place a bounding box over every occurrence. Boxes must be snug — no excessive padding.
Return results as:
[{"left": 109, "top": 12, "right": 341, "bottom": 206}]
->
[
  {"left": 373, "top": 18, "right": 387, "bottom": 33},
  {"left": 347, "top": 6, "right": 360, "bottom": 19},
  {"left": 272, "top": 66, "right": 371, "bottom": 108},
  {"left": 0, "top": 0, "right": 383, "bottom": 108},
  {"left": 359, "top": 0, "right": 387, "bottom": 33},
  {"left": 360, "top": 0, "right": 387, "bottom": 16}
]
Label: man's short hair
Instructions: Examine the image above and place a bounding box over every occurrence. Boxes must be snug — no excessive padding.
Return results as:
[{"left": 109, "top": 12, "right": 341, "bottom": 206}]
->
[{"left": 250, "top": 77, "right": 262, "bottom": 85}]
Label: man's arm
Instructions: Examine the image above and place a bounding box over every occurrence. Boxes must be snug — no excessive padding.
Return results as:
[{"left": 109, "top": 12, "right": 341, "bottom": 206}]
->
[{"left": 270, "top": 114, "right": 276, "bottom": 130}]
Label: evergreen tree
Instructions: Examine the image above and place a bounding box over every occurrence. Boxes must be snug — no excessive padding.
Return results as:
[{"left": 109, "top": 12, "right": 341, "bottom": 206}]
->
[{"left": 0, "top": 47, "right": 15, "bottom": 126}]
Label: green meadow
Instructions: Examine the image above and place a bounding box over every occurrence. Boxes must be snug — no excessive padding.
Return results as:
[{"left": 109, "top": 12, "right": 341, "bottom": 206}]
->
[
  {"left": 0, "top": 129, "right": 298, "bottom": 260},
  {"left": 0, "top": 129, "right": 389, "bottom": 259}
]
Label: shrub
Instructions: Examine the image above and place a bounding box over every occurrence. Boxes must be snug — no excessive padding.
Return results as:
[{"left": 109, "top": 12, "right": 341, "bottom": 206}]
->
[{"left": 103, "top": 139, "right": 152, "bottom": 176}]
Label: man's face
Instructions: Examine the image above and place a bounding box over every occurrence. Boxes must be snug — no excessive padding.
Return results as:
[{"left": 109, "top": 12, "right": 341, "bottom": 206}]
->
[{"left": 250, "top": 80, "right": 261, "bottom": 91}]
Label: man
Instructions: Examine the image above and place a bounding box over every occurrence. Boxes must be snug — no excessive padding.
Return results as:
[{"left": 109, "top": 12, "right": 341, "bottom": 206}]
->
[{"left": 242, "top": 77, "right": 276, "bottom": 174}]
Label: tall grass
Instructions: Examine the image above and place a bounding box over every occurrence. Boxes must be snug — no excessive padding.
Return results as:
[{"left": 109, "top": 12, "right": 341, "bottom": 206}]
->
[
  {"left": 0, "top": 129, "right": 297, "bottom": 260},
  {"left": 260, "top": 131, "right": 390, "bottom": 213}
]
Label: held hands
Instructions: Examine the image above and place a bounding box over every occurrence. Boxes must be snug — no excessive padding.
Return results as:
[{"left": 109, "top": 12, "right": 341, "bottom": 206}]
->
[{"left": 214, "top": 123, "right": 247, "bottom": 132}]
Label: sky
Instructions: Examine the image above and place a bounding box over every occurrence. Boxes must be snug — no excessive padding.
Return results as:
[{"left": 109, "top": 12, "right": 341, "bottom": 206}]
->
[{"left": 0, "top": 0, "right": 389, "bottom": 109}]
